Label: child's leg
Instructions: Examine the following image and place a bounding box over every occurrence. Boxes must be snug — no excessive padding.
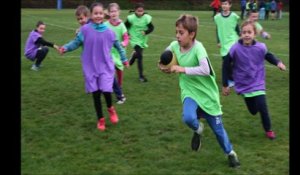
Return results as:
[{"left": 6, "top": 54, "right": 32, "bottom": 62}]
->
[
  {"left": 199, "top": 108, "right": 233, "bottom": 154},
  {"left": 182, "top": 97, "right": 200, "bottom": 131},
  {"left": 255, "top": 95, "right": 272, "bottom": 132},
  {"left": 92, "top": 90, "right": 103, "bottom": 119},
  {"left": 245, "top": 95, "right": 271, "bottom": 131},
  {"left": 35, "top": 46, "right": 49, "bottom": 66},
  {"left": 113, "top": 77, "right": 123, "bottom": 100},
  {"left": 134, "top": 45, "right": 145, "bottom": 79},
  {"left": 103, "top": 92, "right": 119, "bottom": 124},
  {"left": 244, "top": 96, "right": 259, "bottom": 115},
  {"left": 116, "top": 69, "right": 123, "bottom": 87},
  {"left": 103, "top": 92, "right": 112, "bottom": 108}
]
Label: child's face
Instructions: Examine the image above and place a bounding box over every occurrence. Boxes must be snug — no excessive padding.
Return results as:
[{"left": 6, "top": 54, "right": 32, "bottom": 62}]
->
[
  {"left": 91, "top": 6, "right": 105, "bottom": 24},
  {"left": 76, "top": 14, "right": 89, "bottom": 26},
  {"left": 108, "top": 6, "right": 120, "bottom": 20},
  {"left": 249, "top": 12, "right": 259, "bottom": 22},
  {"left": 135, "top": 7, "right": 144, "bottom": 17},
  {"left": 221, "top": 1, "right": 231, "bottom": 12},
  {"left": 241, "top": 24, "right": 256, "bottom": 46},
  {"left": 176, "top": 24, "right": 194, "bottom": 48},
  {"left": 36, "top": 24, "right": 46, "bottom": 34}
]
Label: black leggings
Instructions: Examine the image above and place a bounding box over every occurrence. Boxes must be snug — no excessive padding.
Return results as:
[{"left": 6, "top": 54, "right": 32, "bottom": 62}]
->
[
  {"left": 132, "top": 45, "right": 144, "bottom": 78},
  {"left": 92, "top": 90, "right": 112, "bottom": 119},
  {"left": 244, "top": 95, "right": 271, "bottom": 132},
  {"left": 35, "top": 46, "right": 49, "bottom": 66}
]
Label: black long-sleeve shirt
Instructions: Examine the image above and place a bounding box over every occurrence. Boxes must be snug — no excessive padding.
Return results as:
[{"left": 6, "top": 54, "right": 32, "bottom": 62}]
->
[{"left": 34, "top": 30, "right": 55, "bottom": 47}]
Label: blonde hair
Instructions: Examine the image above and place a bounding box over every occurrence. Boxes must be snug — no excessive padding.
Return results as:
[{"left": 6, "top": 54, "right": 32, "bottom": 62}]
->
[
  {"left": 108, "top": 3, "right": 120, "bottom": 12},
  {"left": 175, "top": 14, "right": 198, "bottom": 40},
  {"left": 241, "top": 20, "right": 257, "bottom": 34}
]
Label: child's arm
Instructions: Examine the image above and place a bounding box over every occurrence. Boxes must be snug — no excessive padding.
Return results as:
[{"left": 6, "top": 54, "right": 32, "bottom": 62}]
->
[
  {"left": 35, "top": 37, "right": 60, "bottom": 50},
  {"left": 216, "top": 27, "right": 221, "bottom": 47},
  {"left": 124, "top": 20, "right": 131, "bottom": 30},
  {"left": 265, "top": 52, "right": 286, "bottom": 70},
  {"left": 235, "top": 24, "right": 240, "bottom": 36},
  {"left": 113, "top": 40, "right": 129, "bottom": 67},
  {"left": 261, "top": 30, "right": 271, "bottom": 39},
  {"left": 121, "top": 33, "right": 129, "bottom": 47},
  {"left": 60, "top": 32, "right": 83, "bottom": 54},
  {"left": 143, "top": 22, "right": 154, "bottom": 35},
  {"left": 222, "top": 53, "right": 233, "bottom": 96},
  {"left": 171, "top": 58, "right": 210, "bottom": 75}
]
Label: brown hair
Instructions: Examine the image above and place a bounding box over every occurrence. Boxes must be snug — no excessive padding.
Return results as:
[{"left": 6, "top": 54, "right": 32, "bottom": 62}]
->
[
  {"left": 75, "top": 5, "right": 89, "bottom": 17},
  {"left": 89, "top": 2, "right": 104, "bottom": 13},
  {"left": 221, "top": 0, "right": 232, "bottom": 4},
  {"left": 36, "top": 21, "right": 45, "bottom": 27},
  {"left": 134, "top": 2, "right": 144, "bottom": 10},
  {"left": 175, "top": 14, "right": 198, "bottom": 40}
]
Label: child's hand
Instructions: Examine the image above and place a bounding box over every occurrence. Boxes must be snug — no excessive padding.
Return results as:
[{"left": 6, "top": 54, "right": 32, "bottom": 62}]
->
[
  {"left": 222, "top": 86, "right": 231, "bottom": 96},
  {"left": 217, "top": 43, "right": 221, "bottom": 48},
  {"left": 58, "top": 47, "right": 66, "bottom": 55},
  {"left": 277, "top": 62, "right": 286, "bottom": 71},
  {"left": 53, "top": 44, "right": 60, "bottom": 50},
  {"left": 123, "top": 61, "right": 129, "bottom": 68},
  {"left": 158, "top": 62, "right": 172, "bottom": 73},
  {"left": 170, "top": 65, "right": 185, "bottom": 73}
]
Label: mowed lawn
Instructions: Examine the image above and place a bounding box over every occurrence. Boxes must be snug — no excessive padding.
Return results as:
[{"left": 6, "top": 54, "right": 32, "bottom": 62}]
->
[{"left": 21, "top": 9, "right": 289, "bottom": 175}]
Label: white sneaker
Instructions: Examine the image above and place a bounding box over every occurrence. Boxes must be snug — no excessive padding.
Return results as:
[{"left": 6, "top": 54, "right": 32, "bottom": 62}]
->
[
  {"left": 228, "top": 80, "right": 235, "bottom": 87},
  {"left": 31, "top": 64, "right": 40, "bottom": 71},
  {"left": 116, "top": 95, "right": 126, "bottom": 104}
]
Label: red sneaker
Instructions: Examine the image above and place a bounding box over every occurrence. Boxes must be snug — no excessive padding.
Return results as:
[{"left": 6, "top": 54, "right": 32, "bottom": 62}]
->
[
  {"left": 266, "top": 130, "right": 276, "bottom": 140},
  {"left": 108, "top": 106, "right": 119, "bottom": 124},
  {"left": 97, "top": 118, "right": 105, "bottom": 131}
]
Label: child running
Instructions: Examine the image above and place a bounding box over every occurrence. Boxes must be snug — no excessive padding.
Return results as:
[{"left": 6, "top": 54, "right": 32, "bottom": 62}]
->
[
  {"left": 24, "top": 21, "right": 60, "bottom": 71},
  {"left": 125, "top": 2, "right": 154, "bottom": 82},
  {"left": 105, "top": 2, "right": 129, "bottom": 104},
  {"left": 59, "top": 2, "right": 128, "bottom": 131},
  {"left": 214, "top": 0, "right": 240, "bottom": 87},
  {"left": 247, "top": 10, "right": 271, "bottom": 39},
  {"left": 222, "top": 20, "right": 286, "bottom": 139},
  {"left": 159, "top": 14, "right": 240, "bottom": 168}
]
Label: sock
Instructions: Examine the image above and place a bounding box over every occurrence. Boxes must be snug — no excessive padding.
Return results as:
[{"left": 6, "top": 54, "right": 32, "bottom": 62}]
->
[{"left": 195, "top": 122, "right": 204, "bottom": 134}]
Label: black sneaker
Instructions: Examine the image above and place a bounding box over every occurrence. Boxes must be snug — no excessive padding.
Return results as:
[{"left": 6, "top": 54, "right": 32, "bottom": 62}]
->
[
  {"left": 191, "top": 132, "right": 201, "bottom": 151},
  {"left": 129, "top": 51, "right": 136, "bottom": 65},
  {"left": 228, "top": 151, "right": 241, "bottom": 168},
  {"left": 139, "top": 76, "right": 148, "bottom": 82}
]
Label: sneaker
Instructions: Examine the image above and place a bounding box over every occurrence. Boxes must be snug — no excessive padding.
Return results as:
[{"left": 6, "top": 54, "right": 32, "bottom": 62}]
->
[
  {"left": 129, "top": 51, "right": 136, "bottom": 65},
  {"left": 116, "top": 95, "right": 126, "bottom": 104},
  {"left": 31, "top": 64, "right": 40, "bottom": 71},
  {"left": 191, "top": 132, "right": 201, "bottom": 151},
  {"left": 228, "top": 150, "right": 241, "bottom": 168},
  {"left": 228, "top": 80, "right": 235, "bottom": 87},
  {"left": 266, "top": 130, "right": 276, "bottom": 140},
  {"left": 108, "top": 106, "right": 119, "bottom": 124},
  {"left": 97, "top": 118, "right": 105, "bottom": 131},
  {"left": 139, "top": 76, "right": 148, "bottom": 82},
  {"left": 191, "top": 123, "right": 204, "bottom": 151}
]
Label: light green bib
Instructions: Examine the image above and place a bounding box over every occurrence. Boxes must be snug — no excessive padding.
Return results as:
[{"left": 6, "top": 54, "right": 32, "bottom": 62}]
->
[{"left": 169, "top": 40, "right": 222, "bottom": 116}]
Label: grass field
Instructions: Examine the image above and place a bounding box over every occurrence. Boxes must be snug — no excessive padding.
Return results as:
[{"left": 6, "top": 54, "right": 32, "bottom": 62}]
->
[{"left": 21, "top": 9, "right": 289, "bottom": 175}]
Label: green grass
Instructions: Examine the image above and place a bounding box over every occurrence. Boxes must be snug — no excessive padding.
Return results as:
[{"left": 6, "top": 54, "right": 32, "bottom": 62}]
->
[{"left": 21, "top": 9, "right": 289, "bottom": 175}]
